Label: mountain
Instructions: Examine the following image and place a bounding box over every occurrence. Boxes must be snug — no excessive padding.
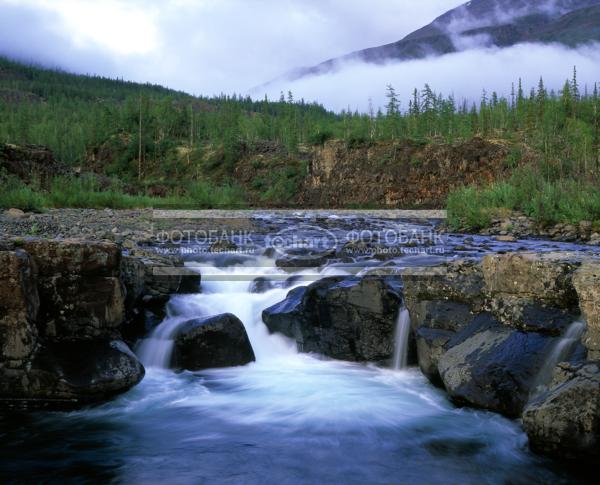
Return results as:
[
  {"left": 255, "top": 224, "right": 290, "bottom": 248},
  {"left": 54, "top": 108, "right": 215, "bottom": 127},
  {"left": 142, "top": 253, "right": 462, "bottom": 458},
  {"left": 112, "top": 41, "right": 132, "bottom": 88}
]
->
[{"left": 278, "top": 0, "right": 600, "bottom": 82}]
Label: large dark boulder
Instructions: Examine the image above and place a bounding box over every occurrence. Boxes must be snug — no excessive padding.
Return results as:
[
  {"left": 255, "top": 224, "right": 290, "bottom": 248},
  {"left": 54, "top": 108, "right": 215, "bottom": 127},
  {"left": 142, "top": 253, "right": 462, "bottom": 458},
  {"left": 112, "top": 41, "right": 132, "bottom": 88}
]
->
[
  {"left": 171, "top": 314, "right": 255, "bottom": 371},
  {"left": 0, "top": 340, "right": 145, "bottom": 407},
  {"left": 523, "top": 362, "right": 600, "bottom": 460},
  {"left": 438, "top": 318, "right": 557, "bottom": 417},
  {"left": 263, "top": 276, "right": 402, "bottom": 362}
]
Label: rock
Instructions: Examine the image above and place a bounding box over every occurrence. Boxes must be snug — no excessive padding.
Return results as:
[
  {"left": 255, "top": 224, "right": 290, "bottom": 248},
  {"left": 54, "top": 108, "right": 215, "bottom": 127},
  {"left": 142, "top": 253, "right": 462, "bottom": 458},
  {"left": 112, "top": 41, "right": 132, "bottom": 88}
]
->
[
  {"left": 438, "top": 318, "right": 557, "bottom": 417},
  {"left": 22, "top": 239, "right": 125, "bottom": 339},
  {"left": 415, "top": 327, "right": 454, "bottom": 384},
  {"left": 0, "top": 239, "right": 145, "bottom": 408},
  {"left": 0, "top": 250, "right": 39, "bottom": 365},
  {"left": 495, "top": 235, "right": 517, "bottom": 242},
  {"left": 402, "top": 260, "right": 485, "bottom": 383},
  {"left": 482, "top": 252, "right": 582, "bottom": 333},
  {"left": 402, "top": 260, "right": 485, "bottom": 310},
  {"left": 275, "top": 249, "right": 336, "bottom": 271},
  {"left": 4, "top": 208, "right": 26, "bottom": 219},
  {"left": 523, "top": 362, "right": 600, "bottom": 460},
  {"left": 573, "top": 262, "right": 600, "bottom": 360},
  {"left": 210, "top": 240, "right": 238, "bottom": 253},
  {"left": 120, "top": 248, "right": 201, "bottom": 341},
  {"left": 0, "top": 340, "right": 144, "bottom": 407},
  {"left": 248, "top": 276, "right": 276, "bottom": 294},
  {"left": 171, "top": 314, "right": 255, "bottom": 370},
  {"left": 263, "top": 276, "right": 402, "bottom": 362}
]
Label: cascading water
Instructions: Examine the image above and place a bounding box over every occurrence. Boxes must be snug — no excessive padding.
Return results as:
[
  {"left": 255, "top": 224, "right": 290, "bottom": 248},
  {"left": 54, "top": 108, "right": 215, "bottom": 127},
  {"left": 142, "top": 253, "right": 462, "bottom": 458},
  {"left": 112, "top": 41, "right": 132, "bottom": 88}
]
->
[
  {"left": 532, "top": 320, "right": 587, "bottom": 395},
  {"left": 137, "top": 259, "right": 322, "bottom": 368},
  {"left": 392, "top": 308, "right": 411, "bottom": 370}
]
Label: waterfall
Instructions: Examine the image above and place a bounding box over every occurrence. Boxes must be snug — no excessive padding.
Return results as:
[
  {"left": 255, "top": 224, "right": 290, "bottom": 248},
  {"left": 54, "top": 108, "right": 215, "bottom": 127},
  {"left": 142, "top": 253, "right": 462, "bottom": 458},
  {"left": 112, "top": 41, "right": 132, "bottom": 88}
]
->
[
  {"left": 136, "top": 262, "right": 305, "bottom": 369},
  {"left": 392, "top": 308, "right": 411, "bottom": 370},
  {"left": 137, "top": 316, "right": 188, "bottom": 368},
  {"left": 532, "top": 320, "right": 586, "bottom": 395}
]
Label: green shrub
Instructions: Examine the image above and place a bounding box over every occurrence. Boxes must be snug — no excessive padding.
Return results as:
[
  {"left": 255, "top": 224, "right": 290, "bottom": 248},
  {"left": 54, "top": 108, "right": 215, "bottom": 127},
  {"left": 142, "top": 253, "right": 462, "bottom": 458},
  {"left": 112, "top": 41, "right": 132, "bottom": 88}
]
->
[
  {"left": 447, "top": 166, "right": 600, "bottom": 230},
  {"left": 0, "top": 185, "right": 47, "bottom": 211}
]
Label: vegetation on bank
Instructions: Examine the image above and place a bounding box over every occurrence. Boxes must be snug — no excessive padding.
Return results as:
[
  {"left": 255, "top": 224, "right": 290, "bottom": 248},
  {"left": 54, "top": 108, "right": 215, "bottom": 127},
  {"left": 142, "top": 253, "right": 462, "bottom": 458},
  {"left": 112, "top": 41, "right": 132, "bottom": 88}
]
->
[
  {"left": 0, "top": 56, "right": 599, "bottom": 225},
  {"left": 0, "top": 174, "right": 246, "bottom": 211},
  {"left": 447, "top": 166, "right": 600, "bottom": 230}
]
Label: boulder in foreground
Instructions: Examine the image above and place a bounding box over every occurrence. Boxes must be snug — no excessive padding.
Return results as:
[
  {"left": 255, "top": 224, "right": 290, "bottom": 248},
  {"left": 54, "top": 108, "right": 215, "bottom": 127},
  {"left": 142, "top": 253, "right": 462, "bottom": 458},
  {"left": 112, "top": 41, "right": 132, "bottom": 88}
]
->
[{"left": 171, "top": 313, "right": 255, "bottom": 371}]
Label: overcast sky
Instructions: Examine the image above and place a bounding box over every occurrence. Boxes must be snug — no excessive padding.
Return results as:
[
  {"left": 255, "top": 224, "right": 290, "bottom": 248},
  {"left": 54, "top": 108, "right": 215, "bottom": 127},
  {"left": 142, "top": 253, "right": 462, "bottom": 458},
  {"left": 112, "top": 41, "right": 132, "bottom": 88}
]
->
[{"left": 0, "top": 0, "right": 598, "bottom": 111}]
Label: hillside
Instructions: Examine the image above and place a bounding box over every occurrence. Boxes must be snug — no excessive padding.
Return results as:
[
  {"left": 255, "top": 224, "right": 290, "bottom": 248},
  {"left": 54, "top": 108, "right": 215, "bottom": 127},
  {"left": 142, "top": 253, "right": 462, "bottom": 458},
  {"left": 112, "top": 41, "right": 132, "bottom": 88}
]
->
[
  {"left": 0, "top": 56, "right": 599, "bottom": 227},
  {"left": 279, "top": 0, "right": 600, "bottom": 82}
]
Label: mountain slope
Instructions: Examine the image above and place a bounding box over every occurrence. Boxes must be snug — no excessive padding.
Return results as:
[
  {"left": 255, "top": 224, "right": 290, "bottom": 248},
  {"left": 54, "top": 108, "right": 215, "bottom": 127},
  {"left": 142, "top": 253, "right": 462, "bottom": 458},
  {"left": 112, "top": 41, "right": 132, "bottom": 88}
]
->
[{"left": 280, "top": 0, "right": 600, "bottom": 82}]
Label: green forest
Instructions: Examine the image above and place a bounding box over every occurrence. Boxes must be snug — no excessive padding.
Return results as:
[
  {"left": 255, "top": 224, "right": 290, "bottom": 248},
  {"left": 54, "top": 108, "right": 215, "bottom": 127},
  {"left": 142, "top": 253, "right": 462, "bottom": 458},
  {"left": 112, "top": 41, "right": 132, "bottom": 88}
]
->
[{"left": 0, "top": 56, "right": 599, "bottom": 227}]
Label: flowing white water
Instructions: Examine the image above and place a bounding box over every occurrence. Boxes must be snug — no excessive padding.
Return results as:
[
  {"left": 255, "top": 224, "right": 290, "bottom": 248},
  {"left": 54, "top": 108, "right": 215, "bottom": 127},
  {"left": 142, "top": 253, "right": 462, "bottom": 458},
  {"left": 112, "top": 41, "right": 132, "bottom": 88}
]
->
[
  {"left": 137, "top": 260, "right": 351, "bottom": 368},
  {"left": 392, "top": 308, "right": 411, "bottom": 370},
  {"left": 533, "top": 320, "right": 587, "bottom": 395}
]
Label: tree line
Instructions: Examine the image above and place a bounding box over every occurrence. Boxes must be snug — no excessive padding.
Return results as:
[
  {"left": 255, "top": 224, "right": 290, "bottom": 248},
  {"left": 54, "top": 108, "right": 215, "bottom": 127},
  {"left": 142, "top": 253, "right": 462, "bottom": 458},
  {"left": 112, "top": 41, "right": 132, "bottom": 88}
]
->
[{"left": 0, "top": 56, "right": 598, "bottom": 185}]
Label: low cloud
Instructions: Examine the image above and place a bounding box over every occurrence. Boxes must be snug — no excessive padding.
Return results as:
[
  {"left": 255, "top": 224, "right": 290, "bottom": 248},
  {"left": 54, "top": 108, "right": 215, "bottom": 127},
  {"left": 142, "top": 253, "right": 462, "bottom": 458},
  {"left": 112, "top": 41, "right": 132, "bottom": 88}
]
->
[
  {"left": 0, "top": 0, "right": 463, "bottom": 95},
  {"left": 261, "top": 43, "right": 600, "bottom": 112}
]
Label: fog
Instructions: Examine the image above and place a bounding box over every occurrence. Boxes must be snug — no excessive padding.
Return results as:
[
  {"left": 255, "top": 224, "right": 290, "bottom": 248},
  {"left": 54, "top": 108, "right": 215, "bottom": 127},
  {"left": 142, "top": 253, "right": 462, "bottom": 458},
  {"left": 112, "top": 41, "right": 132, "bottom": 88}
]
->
[
  {"left": 0, "top": 0, "right": 462, "bottom": 95},
  {"left": 262, "top": 42, "right": 600, "bottom": 112},
  {"left": 0, "top": 0, "right": 598, "bottom": 112}
]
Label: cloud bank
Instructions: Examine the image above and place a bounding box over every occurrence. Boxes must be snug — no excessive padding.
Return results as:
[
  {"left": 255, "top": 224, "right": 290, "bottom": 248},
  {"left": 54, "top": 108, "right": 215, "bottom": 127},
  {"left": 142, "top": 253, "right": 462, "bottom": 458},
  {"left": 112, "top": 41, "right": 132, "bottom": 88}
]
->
[
  {"left": 0, "top": 0, "right": 463, "bottom": 95},
  {"left": 262, "top": 42, "right": 600, "bottom": 113},
  {"left": 0, "top": 0, "right": 598, "bottom": 112}
]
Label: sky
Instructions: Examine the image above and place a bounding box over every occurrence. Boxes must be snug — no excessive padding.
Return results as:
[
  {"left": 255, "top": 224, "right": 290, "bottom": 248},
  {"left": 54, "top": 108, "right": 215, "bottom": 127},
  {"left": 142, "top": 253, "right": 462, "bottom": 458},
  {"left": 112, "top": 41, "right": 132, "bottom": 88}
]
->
[{"left": 0, "top": 0, "right": 599, "bottom": 112}]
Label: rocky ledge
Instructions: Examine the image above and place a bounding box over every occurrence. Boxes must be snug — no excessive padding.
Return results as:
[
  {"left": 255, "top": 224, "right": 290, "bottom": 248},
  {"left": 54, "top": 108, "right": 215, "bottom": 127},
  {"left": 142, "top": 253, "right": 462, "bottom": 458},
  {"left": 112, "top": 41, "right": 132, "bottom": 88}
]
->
[
  {"left": 402, "top": 252, "right": 600, "bottom": 461},
  {"left": 0, "top": 237, "right": 200, "bottom": 408},
  {"left": 263, "top": 275, "right": 405, "bottom": 363}
]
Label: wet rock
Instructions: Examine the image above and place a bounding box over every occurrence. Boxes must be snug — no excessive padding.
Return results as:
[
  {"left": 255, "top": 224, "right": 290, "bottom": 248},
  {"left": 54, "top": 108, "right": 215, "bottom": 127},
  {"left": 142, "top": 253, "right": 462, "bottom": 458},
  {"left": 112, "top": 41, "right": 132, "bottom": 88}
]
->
[
  {"left": 172, "top": 314, "right": 255, "bottom": 370},
  {"left": 573, "top": 262, "right": 600, "bottom": 360},
  {"left": 248, "top": 276, "right": 276, "bottom": 294},
  {"left": 120, "top": 248, "right": 201, "bottom": 342},
  {"left": 415, "top": 327, "right": 454, "bottom": 384},
  {"left": 263, "top": 276, "right": 401, "bottom": 362},
  {"left": 0, "top": 250, "right": 39, "bottom": 365},
  {"left": 0, "top": 340, "right": 144, "bottom": 407},
  {"left": 275, "top": 249, "right": 336, "bottom": 271},
  {"left": 438, "top": 318, "right": 557, "bottom": 417},
  {"left": 402, "top": 260, "right": 485, "bottom": 382},
  {"left": 523, "top": 362, "right": 600, "bottom": 460}
]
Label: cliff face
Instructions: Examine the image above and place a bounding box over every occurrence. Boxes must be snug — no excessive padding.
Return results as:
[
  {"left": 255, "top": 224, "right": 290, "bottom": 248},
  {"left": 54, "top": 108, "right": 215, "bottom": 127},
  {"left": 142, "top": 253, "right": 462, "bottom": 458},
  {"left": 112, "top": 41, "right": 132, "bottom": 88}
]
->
[{"left": 299, "top": 138, "right": 513, "bottom": 208}]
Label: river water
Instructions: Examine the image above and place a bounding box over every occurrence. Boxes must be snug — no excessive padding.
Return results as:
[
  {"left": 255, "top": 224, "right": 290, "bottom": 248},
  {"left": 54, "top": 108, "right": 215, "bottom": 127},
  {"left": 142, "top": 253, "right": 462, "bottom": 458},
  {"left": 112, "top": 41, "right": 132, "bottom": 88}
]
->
[{"left": 1, "top": 215, "right": 597, "bottom": 484}]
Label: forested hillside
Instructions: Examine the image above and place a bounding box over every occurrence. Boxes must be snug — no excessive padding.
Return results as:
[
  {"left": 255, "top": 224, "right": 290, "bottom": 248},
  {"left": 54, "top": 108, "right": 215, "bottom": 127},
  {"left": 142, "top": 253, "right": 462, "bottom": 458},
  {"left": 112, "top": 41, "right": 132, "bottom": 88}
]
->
[{"left": 0, "top": 56, "right": 599, "bottom": 226}]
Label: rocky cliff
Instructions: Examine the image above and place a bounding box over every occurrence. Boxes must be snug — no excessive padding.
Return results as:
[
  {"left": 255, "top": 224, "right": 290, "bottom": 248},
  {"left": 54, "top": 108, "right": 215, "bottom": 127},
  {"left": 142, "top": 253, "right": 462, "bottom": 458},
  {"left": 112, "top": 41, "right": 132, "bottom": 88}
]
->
[{"left": 298, "top": 138, "right": 513, "bottom": 208}]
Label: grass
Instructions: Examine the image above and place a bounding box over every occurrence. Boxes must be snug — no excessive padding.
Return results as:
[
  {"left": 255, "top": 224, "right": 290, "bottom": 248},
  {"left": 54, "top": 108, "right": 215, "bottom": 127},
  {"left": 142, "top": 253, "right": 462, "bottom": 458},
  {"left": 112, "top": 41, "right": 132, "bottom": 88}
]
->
[
  {"left": 447, "top": 166, "right": 600, "bottom": 230},
  {"left": 0, "top": 176, "right": 247, "bottom": 211}
]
